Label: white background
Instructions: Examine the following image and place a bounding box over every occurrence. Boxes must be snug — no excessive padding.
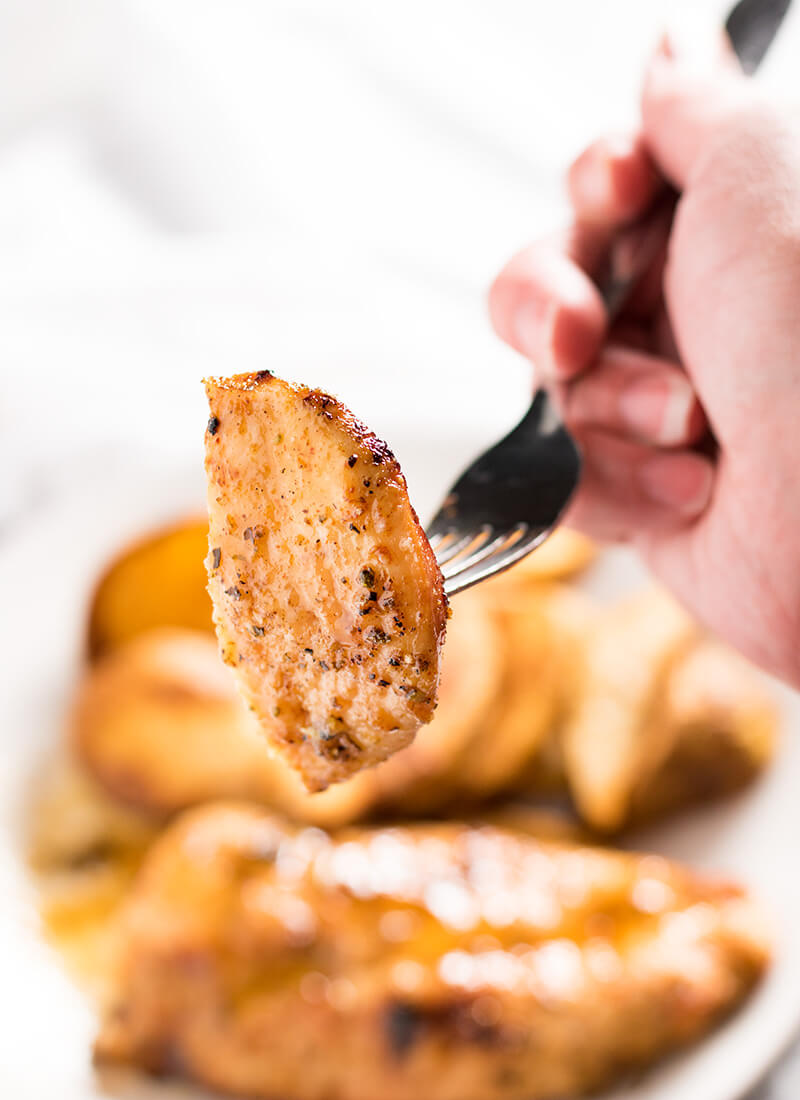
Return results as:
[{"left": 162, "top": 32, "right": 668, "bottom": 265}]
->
[{"left": 1, "top": 2, "right": 799, "bottom": 1096}]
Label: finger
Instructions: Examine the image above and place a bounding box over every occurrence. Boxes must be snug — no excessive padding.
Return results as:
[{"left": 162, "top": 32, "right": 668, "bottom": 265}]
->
[
  {"left": 650, "top": 300, "right": 681, "bottom": 362},
  {"left": 568, "top": 133, "right": 661, "bottom": 225},
  {"left": 561, "top": 345, "right": 706, "bottom": 447},
  {"left": 607, "top": 318, "right": 653, "bottom": 352},
  {"left": 623, "top": 232, "right": 668, "bottom": 319},
  {"left": 641, "top": 31, "right": 751, "bottom": 189},
  {"left": 488, "top": 227, "right": 608, "bottom": 380},
  {"left": 565, "top": 429, "right": 714, "bottom": 541}
]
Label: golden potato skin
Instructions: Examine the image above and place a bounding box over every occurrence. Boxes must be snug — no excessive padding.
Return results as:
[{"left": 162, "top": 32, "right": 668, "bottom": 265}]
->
[
  {"left": 97, "top": 804, "right": 769, "bottom": 1100},
  {"left": 87, "top": 519, "right": 213, "bottom": 659},
  {"left": 204, "top": 374, "right": 447, "bottom": 791},
  {"left": 72, "top": 629, "right": 277, "bottom": 814},
  {"left": 560, "top": 588, "right": 699, "bottom": 832},
  {"left": 372, "top": 588, "right": 504, "bottom": 815},
  {"left": 70, "top": 604, "right": 500, "bottom": 829},
  {"left": 629, "top": 640, "right": 778, "bottom": 823}
]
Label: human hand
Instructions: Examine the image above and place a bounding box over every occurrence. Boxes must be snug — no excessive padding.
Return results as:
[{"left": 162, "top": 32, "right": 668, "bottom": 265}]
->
[{"left": 489, "top": 35, "right": 800, "bottom": 687}]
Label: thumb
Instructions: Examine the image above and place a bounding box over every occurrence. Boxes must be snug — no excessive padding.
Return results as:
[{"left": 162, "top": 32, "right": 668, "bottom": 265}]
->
[{"left": 641, "top": 31, "right": 753, "bottom": 189}]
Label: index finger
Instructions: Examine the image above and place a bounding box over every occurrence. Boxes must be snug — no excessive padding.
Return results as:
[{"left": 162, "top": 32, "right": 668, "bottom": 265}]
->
[{"left": 568, "top": 134, "right": 661, "bottom": 226}]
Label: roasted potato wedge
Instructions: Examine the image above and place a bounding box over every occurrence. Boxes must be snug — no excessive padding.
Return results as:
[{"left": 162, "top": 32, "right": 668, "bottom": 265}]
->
[
  {"left": 455, "top": 584, "right": 592, "bottom": 804},
  {"left": 629, "top": 640, "right": 778, "bottom": 823},
  {"left": 87, "top": 518, "right": 212, "bottom": 659},
  {"left": 205, "top": 373, "right": 447, "bottom": 790},
  {"left": 28, "top": 751, "right": 156, "bottom": 871},
  {"left": 485, "top": 527, "right": 595, "bottom": 587},
  {"left": 28, "top": 753, "right": 158, "bottom": 992},
  {"left": 71, "top": 604, "right": 498, "bottom": 831},
  {"left": 72, "top": 629, "right": 281, "bottom": 814},
  {"left": 560, "top": 587, "right": 699, "bottom": 832},
  {"left": 371, "top": 588, "right": 504, "bottom": 814}
]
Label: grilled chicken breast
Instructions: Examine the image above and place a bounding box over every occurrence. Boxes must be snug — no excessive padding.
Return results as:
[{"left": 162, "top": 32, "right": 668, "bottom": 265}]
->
[
  {"left": 204, "top": 373, "right": 448, "bottom": 791},
  {"left": 97, "top": 804, "right": 769, "bottom": 1100}
]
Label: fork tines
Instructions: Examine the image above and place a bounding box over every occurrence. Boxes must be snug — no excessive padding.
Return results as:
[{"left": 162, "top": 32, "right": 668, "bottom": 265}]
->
[{"left": 429, "top": 524, "right": 542, "bottom": 596}]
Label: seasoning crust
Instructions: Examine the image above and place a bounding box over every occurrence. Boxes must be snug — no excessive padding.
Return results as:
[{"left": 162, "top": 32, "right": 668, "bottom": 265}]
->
[{"left": 204, "top": 373, "right": 447, "bottom": 790}]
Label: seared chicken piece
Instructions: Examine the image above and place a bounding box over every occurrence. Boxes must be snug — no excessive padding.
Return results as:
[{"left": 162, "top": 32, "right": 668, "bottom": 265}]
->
[
  {"left": 205, "top": 373, "right": 447, "bottom": 791},
  {"left": 97, "top": 805, "right": 768, "bottom": 1100}
]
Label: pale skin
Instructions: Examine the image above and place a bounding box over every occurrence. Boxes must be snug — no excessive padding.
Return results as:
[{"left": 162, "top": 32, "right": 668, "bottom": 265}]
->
[{"left": 489, "top": 35, "right": 800, "bottom": 689}]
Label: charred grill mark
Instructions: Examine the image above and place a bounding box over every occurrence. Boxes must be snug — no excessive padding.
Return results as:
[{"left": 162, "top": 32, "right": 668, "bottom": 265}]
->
[
  {"left": 384, "top": 1001, "right": 507, "bottom": 1059},
  {"left": 302, "top": 392, "right": 335, "bottom": 420},
  {"left": 384, "top": 1002, "right": 425, "bottom": 1058},
  {"left": 365, "top": 435, "right": 394, "bottom": 465}
]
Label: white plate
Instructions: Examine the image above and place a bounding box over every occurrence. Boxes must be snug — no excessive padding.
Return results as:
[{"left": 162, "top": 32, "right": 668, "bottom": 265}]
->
[{"left": 2, "top": 439, "right": 800, "bottom": 1100}]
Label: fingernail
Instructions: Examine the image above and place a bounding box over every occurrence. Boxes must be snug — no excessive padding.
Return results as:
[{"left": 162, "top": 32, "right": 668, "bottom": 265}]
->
[
  {"left": 639, "top": 453, "right": 714, "bottom": 515},
  {"left": 619, "top": 375, "right": 695, "bottom": 446}
]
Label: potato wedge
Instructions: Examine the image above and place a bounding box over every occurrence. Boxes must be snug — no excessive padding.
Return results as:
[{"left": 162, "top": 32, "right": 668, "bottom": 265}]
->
[
  {"left": 370, "top": 587, "right": 504, "bottom": 814},
  {"left": 560, "top": 587, "right": 699, "bottom": 832},
  {"left": 629, "top": 640, "right": 778, "bottom": 823},
  {"left": 72, "top": 629, "right": 280, "bottom": 814},
  {"left": 204, "top": 373, "right": 447, "bottom": 790},
  {"left": 454, "top": 584, "right": 592, "bottom": 803},
  {"left": 235, "top": 590, "right": 502, "bottom": 824},
  {"left": 28, "top": 751, "right": 156, "bottom": 871},
  {"left": 87, "top": 518, "right": 212, "bottom": 659},
  {"left": 485, "top": 527, "right": 595, "bottom": 587}
]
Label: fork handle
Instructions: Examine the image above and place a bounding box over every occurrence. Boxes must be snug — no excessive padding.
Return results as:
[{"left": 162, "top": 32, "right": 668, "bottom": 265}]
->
[
  {"left": 593, "top": 187, "right": 677, "bottom": 320},
  {"left": 588, "top": 186, "right": 721, "bottom": 460}
]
